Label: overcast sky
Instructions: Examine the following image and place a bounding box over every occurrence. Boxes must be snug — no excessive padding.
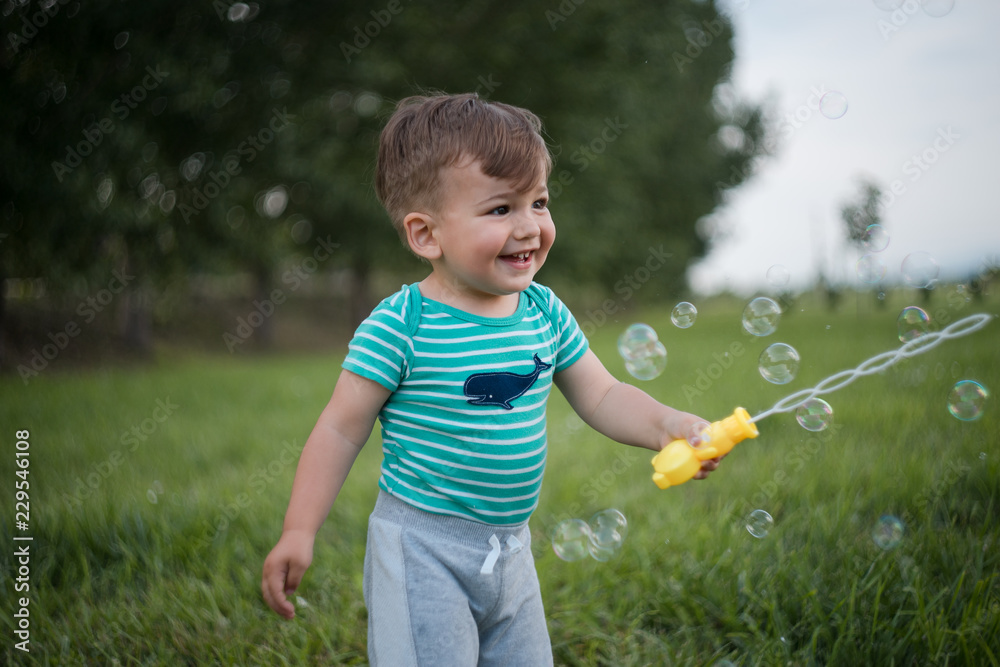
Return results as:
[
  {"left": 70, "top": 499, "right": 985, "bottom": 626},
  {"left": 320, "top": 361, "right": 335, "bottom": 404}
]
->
[{"left": 688, "top": 0, "right": 1000, "bottom": 296}]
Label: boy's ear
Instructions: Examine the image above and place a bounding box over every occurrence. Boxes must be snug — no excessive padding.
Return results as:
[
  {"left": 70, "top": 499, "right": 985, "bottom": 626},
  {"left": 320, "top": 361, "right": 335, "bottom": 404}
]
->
[{"left": 403, "top": 211, "right": 442, "bottom": 261}]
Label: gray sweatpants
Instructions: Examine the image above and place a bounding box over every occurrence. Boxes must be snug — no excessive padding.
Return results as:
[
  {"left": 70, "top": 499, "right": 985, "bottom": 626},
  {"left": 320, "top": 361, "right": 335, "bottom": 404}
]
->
[{"left": 363, "top": 491, "right": 554, "bottom": 666}]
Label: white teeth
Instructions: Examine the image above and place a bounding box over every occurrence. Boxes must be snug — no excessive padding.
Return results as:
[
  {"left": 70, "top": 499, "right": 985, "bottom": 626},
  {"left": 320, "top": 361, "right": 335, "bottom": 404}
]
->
[{"left": 512, "top": 252, "right": 530, "bottom": 260}]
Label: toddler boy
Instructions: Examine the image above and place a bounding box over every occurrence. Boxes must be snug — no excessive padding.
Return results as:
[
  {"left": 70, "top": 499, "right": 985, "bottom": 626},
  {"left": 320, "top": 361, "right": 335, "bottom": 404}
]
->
[{"left": 261, "top": 93, "right": 718, "bottom": 665}]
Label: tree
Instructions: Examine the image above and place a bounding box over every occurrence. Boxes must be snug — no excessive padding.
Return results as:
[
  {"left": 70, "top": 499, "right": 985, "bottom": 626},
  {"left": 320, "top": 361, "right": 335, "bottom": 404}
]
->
[
  {"left": 839, "top": 178, "right": 886, "bottom": 309},
  {"left": 840, "top": 179, "right": 884, "bottom": 248},
  {"left": 2, "top": 0, "right": 766, "bottom": 358}
]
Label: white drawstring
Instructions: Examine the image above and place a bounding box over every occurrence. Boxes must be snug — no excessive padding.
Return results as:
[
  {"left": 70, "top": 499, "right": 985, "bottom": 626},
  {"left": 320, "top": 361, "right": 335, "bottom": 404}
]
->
[
  {"left": 480, "top": 533, "right": 526, "bottom": 574},
  {"left": 480, "top": 534, "right": 502, "bottom": 574}
]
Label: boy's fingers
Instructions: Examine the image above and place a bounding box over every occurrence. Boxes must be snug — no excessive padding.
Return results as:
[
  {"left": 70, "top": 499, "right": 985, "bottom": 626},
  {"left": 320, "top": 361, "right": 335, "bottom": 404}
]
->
[
  {"left": 284, "top": 562, "right": 306, "bottom": 597},
  {"left": 693, "top": 457, "right": 722, "bottom": 480},
  {"left": 262, "top": 563, "right": 296, "bottom": 619}
]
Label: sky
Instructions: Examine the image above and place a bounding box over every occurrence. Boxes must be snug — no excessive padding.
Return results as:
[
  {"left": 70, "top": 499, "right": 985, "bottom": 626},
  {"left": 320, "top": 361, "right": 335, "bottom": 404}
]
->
[{"left": 688, "top": 0, "right": 1000, "bottom": 296}]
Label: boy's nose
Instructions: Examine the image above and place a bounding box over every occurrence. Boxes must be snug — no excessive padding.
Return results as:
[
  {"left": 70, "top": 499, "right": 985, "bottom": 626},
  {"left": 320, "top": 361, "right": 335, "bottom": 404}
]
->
[{"left": 512, "top": 212, "right": 540, "bottom": 239}]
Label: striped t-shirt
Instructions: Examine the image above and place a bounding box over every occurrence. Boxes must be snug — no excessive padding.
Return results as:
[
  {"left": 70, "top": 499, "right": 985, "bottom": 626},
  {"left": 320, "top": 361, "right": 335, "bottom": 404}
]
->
[{"left": 342, "top": 282, "right": 589, "bottom": 525}]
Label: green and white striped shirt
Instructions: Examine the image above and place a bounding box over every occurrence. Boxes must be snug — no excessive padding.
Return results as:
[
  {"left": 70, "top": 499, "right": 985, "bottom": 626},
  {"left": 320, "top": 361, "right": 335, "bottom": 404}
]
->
[{"left": 342, "top": 282, "right": 589, "bottom": 525}]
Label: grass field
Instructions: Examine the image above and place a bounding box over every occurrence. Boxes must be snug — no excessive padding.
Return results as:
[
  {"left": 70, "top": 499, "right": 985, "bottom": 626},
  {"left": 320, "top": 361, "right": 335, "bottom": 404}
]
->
[{"left": 3, "top": 287, "right": 999, "bottom": 665}]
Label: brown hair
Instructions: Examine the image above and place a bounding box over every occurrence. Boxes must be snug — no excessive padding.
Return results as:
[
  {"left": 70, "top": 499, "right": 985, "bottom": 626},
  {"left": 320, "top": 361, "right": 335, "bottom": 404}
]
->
[{"left": 375, "top": 93, "right": 552, "bottom": 243}]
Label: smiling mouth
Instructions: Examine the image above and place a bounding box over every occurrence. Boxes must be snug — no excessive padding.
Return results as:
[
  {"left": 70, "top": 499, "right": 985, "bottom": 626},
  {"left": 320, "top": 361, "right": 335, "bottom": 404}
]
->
[{"left": 500, "top": 251, "right": 533, "bottom": 266}]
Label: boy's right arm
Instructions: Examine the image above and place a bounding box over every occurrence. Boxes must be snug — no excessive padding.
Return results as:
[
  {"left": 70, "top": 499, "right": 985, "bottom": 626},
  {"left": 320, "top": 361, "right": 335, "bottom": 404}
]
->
[{"left": 261, "top": 368, "right": 390, "bottom": 619}]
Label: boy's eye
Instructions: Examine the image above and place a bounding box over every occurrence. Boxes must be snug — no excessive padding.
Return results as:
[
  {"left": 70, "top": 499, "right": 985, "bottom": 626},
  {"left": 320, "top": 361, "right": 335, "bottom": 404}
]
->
[
  {"left": 532, "top": 198, "right": 548, "bottom": 210},
  {"left": 489, "top": 205, "right": 510, "bottom": 215}
]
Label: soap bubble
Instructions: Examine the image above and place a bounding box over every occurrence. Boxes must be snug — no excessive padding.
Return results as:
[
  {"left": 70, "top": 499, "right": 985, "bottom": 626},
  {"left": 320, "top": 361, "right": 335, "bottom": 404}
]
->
[
  {"left": 742, "top": 297, "right": 782, "bottom": 336},
  {"left": 856, "top": 254, "right": 887, "bottom": 284},
  {"left": 947, "top": 380, "right": 988, "bottom": 422},
  {"left": 618, "top": 323, "right": 658, "bottom": 360},
  {"left": 872, "top": 515, "right": 904, "bottom": 550},
  {"left": 921, "top": 0, "right": 954, "bottom": 17},
  {"left": 901, "top": 252, "right": 940, "bottom": 288},
  {"left": 759, "top": 343, "right": 800, "bottom": 385},
  {"left": 552, "top": 519, "right": 592, "bottom": 562},
  {"left": 625, "top": 341, "right": 667, "bottom": 381},
  {"left": 616, "top": 325, "right": 666, "bottom": 380},
  {"left": 671, "top": 302, "right": 698, "bottom": 329},
  {"left": 588, "top": 509, "right": 629, "bottom": 562},
  {"left": 746, "top": 509, "right": 773, "bottom": 538},
  {"left": 897, "top": 306, "right": 931, "bottom": 342},
  {"left": 766, "top": 264, "right": 790, "bottom": 288},
  {"left": 819, "top": 91, "right": 848, "bottom": 119},
  {"left": 795, "top": 398, "right": 833, "bottom": 432},
  {"left": 862, "top": 224, "right": 890, "bottom": 252},
  {"left": 688, "top": 420, "right": 712, "bottom": 447}
]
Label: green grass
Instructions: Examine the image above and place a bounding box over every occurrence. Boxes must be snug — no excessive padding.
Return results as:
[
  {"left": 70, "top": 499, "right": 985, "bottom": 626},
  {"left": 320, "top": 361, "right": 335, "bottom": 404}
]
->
[{"left": 3, "top": 288, "right": 999, "bottom": 665}]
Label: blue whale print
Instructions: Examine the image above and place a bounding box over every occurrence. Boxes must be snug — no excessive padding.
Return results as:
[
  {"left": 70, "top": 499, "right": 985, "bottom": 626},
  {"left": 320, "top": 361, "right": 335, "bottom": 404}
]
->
[{"left": 463, "top": 354, "right": 552, "bottom": 410}]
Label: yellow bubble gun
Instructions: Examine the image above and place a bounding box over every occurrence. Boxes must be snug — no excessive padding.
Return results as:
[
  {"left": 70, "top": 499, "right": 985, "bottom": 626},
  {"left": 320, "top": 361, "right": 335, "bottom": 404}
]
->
[{"left": 651, "top": 407, "right": 758, "bottom": 489}]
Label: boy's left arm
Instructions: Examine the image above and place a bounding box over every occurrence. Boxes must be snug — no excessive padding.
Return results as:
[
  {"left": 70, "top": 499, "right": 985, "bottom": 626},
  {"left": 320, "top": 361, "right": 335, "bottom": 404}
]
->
[{"left": 554, "top": 349, "right": 721, "bottom": 478}]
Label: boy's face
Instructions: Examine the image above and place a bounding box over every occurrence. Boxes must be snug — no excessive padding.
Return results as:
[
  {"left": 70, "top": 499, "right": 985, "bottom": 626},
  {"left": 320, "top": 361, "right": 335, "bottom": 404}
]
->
[{"left": 415, "top": 158, "right": 554, "bottom": 305}]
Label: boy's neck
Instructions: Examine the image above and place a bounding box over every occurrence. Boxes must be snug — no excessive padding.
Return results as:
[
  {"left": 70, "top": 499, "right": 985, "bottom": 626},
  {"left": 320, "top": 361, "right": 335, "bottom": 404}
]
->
[{"left": 418, "top": 274, "right": 522, "bottom": 318}]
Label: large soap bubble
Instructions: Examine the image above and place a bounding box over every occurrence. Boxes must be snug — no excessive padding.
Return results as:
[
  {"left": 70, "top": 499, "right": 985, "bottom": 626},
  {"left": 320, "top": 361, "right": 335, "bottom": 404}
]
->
[
  {"left": 742, "top": 297, "right": 782, "bottom": 336},
  {"left": 795, "top": 398, "right": 833, "bottom": 432},
  {"left": 625, "top": 345, "right": 667, "bottom": 381},
  {"left": 947, "top": 380, "right": 988, "bottom": 422},
  {"left": 759, "top": 343, "right": 800, "bottom": 385},
  {"left": 670, "top": 302, "right": 698, "bottom": 329},
  {"left": 901, "top": 252, "right": 940, "bottom": 288},
  {"left": 862, "top": 224, "right": 890, "bottom": 252},
  {"left": 617, "top": 323, "right": 658, "bottom": 359},
  {"left": 819, "top": 91, "right": 848, "bottom": 119},
  {"left": 921, "top": 0, "right": 955, "bottom": 17},
  {"left": 897, "top": 306, "right": 931, "bottom": 342},
  {"left": 766, "top": 264, "right": 790, "bottom": 288},
  {"left": 857, "top": 254, "right": 887, "bottom": 284},
  {"left": 872, "top": 515, "right": 904, "bottom": 550},
  {"left": 619, "top": 323, "right": 667, "bottom": 380},
  {"left": 746, "top": 509, "right": 774, "bottom": 538},
  {"left": 552, "top": 519, "right": 593, "bottom": 562},
  {"left": 587, "top": 509, "right": 629, "bottom": 562}
]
